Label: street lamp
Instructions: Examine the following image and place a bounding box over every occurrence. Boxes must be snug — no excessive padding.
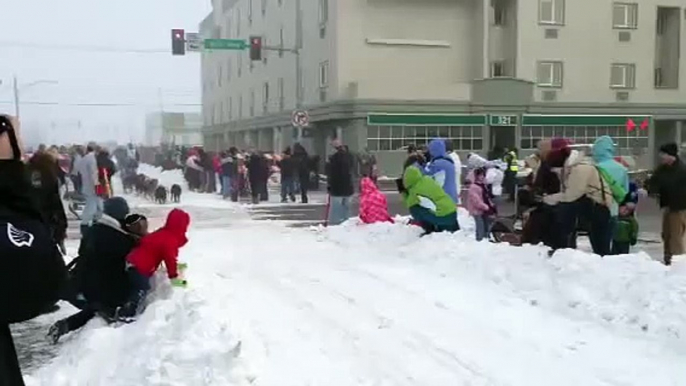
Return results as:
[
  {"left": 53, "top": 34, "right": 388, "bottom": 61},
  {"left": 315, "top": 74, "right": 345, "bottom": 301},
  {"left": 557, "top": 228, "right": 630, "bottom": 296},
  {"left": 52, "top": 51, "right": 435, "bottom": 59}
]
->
[{"left": 12, "top": 76, "right": 59, "bottom": 118}]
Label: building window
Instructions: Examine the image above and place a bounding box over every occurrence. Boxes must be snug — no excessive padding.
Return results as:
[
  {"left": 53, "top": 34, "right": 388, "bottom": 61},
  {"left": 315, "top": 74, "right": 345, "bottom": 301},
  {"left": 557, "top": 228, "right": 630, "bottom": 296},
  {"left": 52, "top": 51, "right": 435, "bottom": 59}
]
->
[
  {"left": 262, "top": 35, "right": 268, "bottom": 64},
  {"left": 490, "top": 61, "right": 506, "bottom": 77},
  {"left": 319, "top": 61, "right": 329, "bottom": 88},
  {"left": 610, "top": 63, "right": 636, "bottom": 89},
  {"left": 539, "top": 0, "right": 565, "bottom": 25},
  {"left": 536, "top": 61, "right": 563, "bottom": 88},
  {"left": 319, "top": 0, "right": 328, "bottom": 38},
  {"left": 238, "top": 95, "right": 243, "bottom": 119},
  {"left": 261, "top": 0, "right": 267, "bottom": 16},
  {"left": 250, "top": 89, "right": 255, "bottom": 117},
  {"left": 238, "top": 54, "right": 242, "bottom": 77},
  {"left": 263, "top": 82, "right": 269, "bottom": 113},
  {"left": 278, "top": 77, "right": 285, "bottom": 111},
  {"left": 218, "top": 65, "right": 223, "bottom": 87},
  {"left": 613, "top": 3, "right": 638, "bottom": 29},
  {"left": 278, "top": 0, "right": 282, "bottom": 6},
  {"left": 237, "top": 9, "right": 241, "bottom": 36},
  {"left": 248, "top": 0, "right": 253, "bottom": 24},
  {"left": 492, "top": 0, "right": 507, "bottom": 26},
  {"left": 228, "top": 97, "right": 233, "bottom": 120},
  {"left": 520, "top": 125, "right": 648, "bottom": 153},
  {"left": 366, "top": 126, "right": 483, "bottom": 152},
  {"left": 227, "top": 58, "right": 232, "bottom": 82},
  {"left": 279, "top": 27, "right": 284, "bottom": 58}
]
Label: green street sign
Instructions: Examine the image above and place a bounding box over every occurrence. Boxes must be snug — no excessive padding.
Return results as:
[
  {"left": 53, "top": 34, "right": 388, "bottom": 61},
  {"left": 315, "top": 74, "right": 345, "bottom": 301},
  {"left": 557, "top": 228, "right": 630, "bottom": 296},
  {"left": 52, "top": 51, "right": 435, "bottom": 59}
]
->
[
  {"left": 204, "top": 39, "right": 247, "bottom": 50},
  {"left": 490, "top": 115, "right": 518, "bottom": 126}
]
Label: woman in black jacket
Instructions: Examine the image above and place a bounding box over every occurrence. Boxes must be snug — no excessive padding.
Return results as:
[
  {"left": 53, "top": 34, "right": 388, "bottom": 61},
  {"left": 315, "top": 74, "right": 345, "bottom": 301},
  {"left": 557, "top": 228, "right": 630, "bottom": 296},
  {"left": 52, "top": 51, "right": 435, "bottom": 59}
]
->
[{"left": 27, "top": 151, "right": 68, "bottom": 252}]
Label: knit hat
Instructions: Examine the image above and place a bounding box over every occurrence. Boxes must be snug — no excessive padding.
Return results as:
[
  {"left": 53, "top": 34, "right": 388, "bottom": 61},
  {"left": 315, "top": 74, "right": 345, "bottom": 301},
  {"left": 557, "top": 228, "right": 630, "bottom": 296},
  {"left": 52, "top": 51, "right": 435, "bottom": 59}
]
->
[
  {"left": 550, "top": 137, "right": 571, "bottom": 151},
  {"left": 659, "top": 143, "right": 678, "bottom": 157},
  {"left": 103, "top": 197, "right": 130, "bottom": 221}
]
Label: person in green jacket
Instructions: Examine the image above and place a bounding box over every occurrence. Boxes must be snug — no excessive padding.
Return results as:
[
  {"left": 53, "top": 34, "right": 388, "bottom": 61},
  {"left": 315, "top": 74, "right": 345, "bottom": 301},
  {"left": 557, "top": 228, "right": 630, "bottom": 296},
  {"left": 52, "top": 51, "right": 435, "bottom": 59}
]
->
[{"left": 401, "top": 166, "right": 460, "bottom": 235}]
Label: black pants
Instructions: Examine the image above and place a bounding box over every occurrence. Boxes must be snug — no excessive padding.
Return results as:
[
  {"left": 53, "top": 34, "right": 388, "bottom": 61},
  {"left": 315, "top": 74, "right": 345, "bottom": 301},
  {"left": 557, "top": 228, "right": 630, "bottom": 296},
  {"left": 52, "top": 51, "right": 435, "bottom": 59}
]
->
[
  {"left": 299, "top": 174, "right": 309, "bottom": 203},
  {"left": 0, "top": 324, "right": 23, "bottom": 386},
  {"left": 555, "top": 198, "right": 612, "bottom": 256}
]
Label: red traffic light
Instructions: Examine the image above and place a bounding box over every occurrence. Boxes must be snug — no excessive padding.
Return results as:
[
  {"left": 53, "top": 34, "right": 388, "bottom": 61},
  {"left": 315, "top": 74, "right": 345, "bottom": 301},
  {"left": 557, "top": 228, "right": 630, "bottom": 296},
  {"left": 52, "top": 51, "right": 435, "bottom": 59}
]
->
[
  {"left": 171, "top": 29, "right": 186, "bottom": 56},
  {"left": 249, "top": 35, "right": 262, "bottom": 61}
]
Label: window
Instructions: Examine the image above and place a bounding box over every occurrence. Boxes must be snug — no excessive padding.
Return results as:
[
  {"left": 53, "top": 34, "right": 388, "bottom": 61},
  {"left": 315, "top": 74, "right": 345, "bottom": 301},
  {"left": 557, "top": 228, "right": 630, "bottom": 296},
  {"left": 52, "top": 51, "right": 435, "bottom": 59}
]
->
[
  {"left": 262, "top": 35, "right": 268, "bottom": 64},
  {"left": 250, "top": 89, "right": 255, "bottom": 117},
  {"left": 613, "top": 3, "right": 638, "bottom": 29},
  {"left": 278, "top": 77, "right": 285, "bottom": 111},
  {"left": 279, "top": 27, "right": 284, "bottom": 58},
  {"left": 366, "top": 125, "right": 484, "bottom": 152},
  {"left": 492, "top": 0, "right": 507, "bottom": 26},
  {"left": 248, "top": 0, "right": 253, "bottom": 24},
  {"left": 263, "top": 82, "right": 269, "bottom": 113},
  {"left": 238, "top": 54, "right": 242, "bottom": 77},
  {"left": 227, "top": 58, "right": 232, "bottom": 82},
  {"left": 237, "top": 9, "right": 241, "bottom": 36},
  {"left": 319, "top": 61, "right": 329, "bottom": 88},
  {"left": 536, "top": 61, "right": 563, "bottom": 87},
  {"left": 319, "top": 0, "right": 329, "bottom": 24},
  {"left": 228, "top": 97, "right": 233, "bottom": 120},
  {"left": 238, "top": 95, "right": 243, "bottom": 119},
  {"left": 610, "top": 63, "right": 636, "bottom": 88},
  {"left": 278, "top": 0, "right": 282, "bottom": 6},
  {"left": 261, "top": 0, "right": 267, "bottom": 16},
  {"left": 539, "top": 0, "right": 565, "bottom": 25},
  {"left": 520, "top": 125, "right": 648, "bottom": 153},
  {"left": 218, "top": 65, "right": 223, "bottom": 87},
  {"left": 490, "top": 61, "right": 506, "bottom": 77}
]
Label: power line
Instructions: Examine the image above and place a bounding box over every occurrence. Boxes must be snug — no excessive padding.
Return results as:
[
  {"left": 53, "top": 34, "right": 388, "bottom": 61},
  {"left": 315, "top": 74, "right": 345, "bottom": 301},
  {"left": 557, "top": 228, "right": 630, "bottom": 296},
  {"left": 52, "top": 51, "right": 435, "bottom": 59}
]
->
[
  {"left": 0, "top": 40, "right": 171, "bottom": 54},
  {"left": 0, "top": 101, "right": 200, "bottom": 107}
]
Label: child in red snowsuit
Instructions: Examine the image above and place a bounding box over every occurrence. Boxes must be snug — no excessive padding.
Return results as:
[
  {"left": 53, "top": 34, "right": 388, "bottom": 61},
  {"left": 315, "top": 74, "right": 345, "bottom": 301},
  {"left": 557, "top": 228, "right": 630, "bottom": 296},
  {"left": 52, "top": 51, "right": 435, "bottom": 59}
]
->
[
  {"left": 359, "top": 177, "right": 394, "bottom": 224},
  {"left": 116, "top": 208, "right": 190, "bottom": 320}
]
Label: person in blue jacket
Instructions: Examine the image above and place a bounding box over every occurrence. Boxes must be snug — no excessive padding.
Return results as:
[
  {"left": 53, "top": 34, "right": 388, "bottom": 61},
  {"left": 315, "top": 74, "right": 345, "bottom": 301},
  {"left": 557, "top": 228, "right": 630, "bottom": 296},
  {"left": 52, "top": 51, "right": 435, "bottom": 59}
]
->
[
  {"left": 592, "top": 135, "right": 629, "bottom": 252},
  {"left": 424, "top": 139, "right": 459, "bottom": 204}
]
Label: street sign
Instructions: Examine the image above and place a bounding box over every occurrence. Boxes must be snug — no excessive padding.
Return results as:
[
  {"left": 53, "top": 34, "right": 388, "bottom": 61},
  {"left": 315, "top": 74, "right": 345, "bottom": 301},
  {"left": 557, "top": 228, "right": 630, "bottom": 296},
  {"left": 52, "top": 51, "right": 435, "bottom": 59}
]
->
[
  {"left": 186, "top": 32, "right": 203, "bottom": 52},
  {"left": 204, "top": 39, "right": 248, "bottom": 50},
  {"left": 490, "top": 114, "right": 518, "bottom": 126},
  {"left": 292, "top": 110, "right": 310, "bottom": 127}
]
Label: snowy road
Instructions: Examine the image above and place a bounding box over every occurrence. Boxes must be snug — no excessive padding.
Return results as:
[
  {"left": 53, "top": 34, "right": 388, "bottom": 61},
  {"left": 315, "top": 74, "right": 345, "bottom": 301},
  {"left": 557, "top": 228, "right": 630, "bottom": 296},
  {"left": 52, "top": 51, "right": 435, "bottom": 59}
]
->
[{"left": 23, "top": 166, "right": 686, "bottom": 385}]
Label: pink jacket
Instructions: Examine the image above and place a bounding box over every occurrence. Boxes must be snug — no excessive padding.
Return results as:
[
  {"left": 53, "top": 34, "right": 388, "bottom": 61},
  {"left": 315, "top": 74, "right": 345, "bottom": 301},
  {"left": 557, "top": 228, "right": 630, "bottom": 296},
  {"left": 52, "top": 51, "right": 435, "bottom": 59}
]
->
[
  {"left": 466, "top": 178, "right": 493, "bottom": 216},
  {"left": 359, "top": 177, "right": 394, "bottom": 224}
]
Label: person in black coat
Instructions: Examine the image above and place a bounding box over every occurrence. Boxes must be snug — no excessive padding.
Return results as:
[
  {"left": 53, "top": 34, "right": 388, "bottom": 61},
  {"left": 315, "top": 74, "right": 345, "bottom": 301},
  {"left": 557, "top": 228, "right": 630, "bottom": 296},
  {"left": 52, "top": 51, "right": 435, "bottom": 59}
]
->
[
  {"left": 27, "top": 152, "right": 68, "bottom": 252},
  {"left": 247, "top": 151, "right": 269, "bottom": 204},
  {"left": 48, "top": 197, "right": 137, "bottom": 343},
  {"left": 292, "top": 143, "right": 310, "bottom": 203},
  {"left": 326, "top": 141, "right": 354, "bottom": 225}
]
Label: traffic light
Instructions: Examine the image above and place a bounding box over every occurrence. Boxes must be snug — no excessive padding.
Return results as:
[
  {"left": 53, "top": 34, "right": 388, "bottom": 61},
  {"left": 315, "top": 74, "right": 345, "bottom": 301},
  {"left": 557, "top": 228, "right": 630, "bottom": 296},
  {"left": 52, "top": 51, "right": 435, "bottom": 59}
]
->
[
  {"left": 171, "top": 29, "right": 186, "bottom": 56},
  {"left": 249, "top": 36, "right": 262, "bottom": 61}
]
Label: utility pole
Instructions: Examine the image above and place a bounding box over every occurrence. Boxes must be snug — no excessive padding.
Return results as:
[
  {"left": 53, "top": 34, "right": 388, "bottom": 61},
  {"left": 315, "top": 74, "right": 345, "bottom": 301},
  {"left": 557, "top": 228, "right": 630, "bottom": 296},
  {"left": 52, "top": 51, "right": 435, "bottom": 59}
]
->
[
  {"left": 13, "top": 75, "right": 20, "bottom": 118},
  {"left": 295, "top": 0, "right": 304, "bottom": 142}
]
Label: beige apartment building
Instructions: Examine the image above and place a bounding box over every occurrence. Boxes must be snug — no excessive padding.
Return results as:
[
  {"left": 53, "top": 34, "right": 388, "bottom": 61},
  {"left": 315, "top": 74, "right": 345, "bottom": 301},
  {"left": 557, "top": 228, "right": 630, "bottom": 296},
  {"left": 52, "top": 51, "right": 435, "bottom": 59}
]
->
[{"left": 201, "top": 0, "right": 686, "bottom": 176}]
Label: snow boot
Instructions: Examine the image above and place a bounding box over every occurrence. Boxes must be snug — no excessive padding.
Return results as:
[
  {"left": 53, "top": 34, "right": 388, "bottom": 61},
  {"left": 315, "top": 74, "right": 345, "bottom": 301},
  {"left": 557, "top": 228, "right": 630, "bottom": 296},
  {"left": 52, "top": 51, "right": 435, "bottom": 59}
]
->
[{"left": 47, "top": 320, "right": 69, "bottom": 345}]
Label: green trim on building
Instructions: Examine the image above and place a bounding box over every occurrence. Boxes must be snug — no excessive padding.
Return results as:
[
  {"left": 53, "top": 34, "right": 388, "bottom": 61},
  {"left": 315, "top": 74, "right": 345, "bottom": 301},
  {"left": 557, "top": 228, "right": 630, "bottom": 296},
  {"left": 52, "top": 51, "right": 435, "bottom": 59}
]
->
[
  {"left": 522, "top": 115, "right": 653, "bottom": 126},
  {"left": 367, "top": 113, "right": 487, "bottom": 126}
]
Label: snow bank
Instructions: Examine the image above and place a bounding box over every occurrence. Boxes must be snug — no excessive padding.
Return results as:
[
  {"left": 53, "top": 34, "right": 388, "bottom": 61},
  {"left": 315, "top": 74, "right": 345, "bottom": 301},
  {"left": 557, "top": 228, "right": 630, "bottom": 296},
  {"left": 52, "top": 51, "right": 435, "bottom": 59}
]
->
[
  {"left": 26, "top": 234, "right": 249, "bottom": 386},
  {"left": 315, "top": 220, "right": 686, "bottom": 348}
]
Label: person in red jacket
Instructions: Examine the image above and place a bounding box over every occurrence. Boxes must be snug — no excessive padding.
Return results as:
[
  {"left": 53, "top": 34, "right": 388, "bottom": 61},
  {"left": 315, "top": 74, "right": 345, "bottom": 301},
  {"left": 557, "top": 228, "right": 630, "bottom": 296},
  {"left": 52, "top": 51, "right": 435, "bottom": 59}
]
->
[{"left": 116, "top": 208, "right": 190, "bottom": 321}]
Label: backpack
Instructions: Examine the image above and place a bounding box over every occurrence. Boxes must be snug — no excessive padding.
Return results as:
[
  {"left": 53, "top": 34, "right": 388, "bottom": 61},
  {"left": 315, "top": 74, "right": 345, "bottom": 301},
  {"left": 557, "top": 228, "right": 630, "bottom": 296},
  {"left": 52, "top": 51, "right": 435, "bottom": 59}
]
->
[{"left": 596, "top": 166, "right": 628, "bottom": 204}]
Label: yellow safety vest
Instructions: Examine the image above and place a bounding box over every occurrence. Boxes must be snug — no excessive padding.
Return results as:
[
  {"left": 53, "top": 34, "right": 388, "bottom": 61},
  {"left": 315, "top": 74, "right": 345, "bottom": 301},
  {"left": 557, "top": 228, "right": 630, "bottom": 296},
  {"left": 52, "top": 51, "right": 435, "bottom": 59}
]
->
[{"left": 506, "top": 151, "right": 519, "bottom": 172}]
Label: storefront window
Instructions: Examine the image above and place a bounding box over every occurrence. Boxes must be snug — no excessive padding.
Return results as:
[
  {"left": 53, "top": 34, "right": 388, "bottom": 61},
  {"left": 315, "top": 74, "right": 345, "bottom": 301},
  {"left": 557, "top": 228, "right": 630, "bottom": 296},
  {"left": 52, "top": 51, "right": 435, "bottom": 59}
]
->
[
  {"left": 366, "top": 125, "right": 483, "bottom": 151},
  {"left": 520, "top": 124, "right": 649, "bottom": 154}
]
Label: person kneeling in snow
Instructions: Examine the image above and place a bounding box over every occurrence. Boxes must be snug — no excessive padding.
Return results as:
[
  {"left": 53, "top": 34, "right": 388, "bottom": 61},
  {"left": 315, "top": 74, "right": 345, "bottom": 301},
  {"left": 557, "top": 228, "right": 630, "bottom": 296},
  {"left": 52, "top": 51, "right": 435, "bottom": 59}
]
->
[
  {"left": 116, "top": 208, "right": 190, "bottom": 321},
  {"left": 359, "top": 176, "right": 393, "bottom": 224},
  {"left": 401, "top": 166, "right": 459, "bottom": 235}
]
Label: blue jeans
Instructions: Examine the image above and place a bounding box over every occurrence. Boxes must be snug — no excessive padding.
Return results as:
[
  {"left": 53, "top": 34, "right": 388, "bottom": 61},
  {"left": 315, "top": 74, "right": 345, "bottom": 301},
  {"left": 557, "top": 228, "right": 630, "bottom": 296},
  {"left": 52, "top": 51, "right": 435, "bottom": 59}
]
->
[
  {"left": 119, "top": 268, "right": 151, "bottom": 318},
  {"left": 221, "top": 176, "right": 232, "bottom": 198},
  {"left": 281, "top": 177, "right": 295, "bottom": 201},
  {"left": 81, "top": 192, "right": 103, "bottom": 226},
  {"left": 474, "top": 215, "right": 493, "bottom": 241},
  {"left": 328, "top": 196, "right": 352, "bottom": 226}
]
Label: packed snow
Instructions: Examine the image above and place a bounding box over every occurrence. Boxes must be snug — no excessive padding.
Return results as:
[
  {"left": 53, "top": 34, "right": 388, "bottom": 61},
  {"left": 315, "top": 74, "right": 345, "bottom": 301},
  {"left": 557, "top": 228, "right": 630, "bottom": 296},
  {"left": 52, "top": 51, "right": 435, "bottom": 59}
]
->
[{"left": 26, "top": 164, "right": 686, "bottom": 385}]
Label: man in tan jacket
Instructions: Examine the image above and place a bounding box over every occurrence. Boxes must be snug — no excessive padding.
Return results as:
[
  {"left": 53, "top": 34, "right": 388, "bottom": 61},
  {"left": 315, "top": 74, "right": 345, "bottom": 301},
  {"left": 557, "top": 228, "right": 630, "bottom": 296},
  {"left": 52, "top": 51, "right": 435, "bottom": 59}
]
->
[{"left": 542, "top": 140, "right": 614, "bottom": 255}]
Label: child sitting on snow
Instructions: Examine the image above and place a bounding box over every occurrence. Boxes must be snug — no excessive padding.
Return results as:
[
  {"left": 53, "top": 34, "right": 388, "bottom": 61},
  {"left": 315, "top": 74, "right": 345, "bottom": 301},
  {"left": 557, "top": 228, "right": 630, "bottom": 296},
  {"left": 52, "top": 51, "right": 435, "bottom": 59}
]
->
[
  {"left": 401, "top": 165, "right": 459, "bottom": 235},
  {"left": 116, "top": 208, "right": 190, "bottom": 321},
  {"left": 466, "top": 167, "right": 497, "bottom": 241},
  {"left": 612, "top": 181, "right": 639, "bottom": 255},
  {"left": 359, "top": 177, "right": 393, "bottom": 224}
]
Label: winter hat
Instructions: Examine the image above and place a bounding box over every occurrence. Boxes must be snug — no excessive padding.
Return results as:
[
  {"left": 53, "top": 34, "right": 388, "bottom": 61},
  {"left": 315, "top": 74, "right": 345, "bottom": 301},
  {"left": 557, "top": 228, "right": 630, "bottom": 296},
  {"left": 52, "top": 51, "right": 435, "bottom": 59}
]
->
[
  {"left": 659, "top": 143, "right": 678, "bottom": 157},
  {"left": 547, "top": 137, "right": 572, "bottom": 167},
  {"left": 103, "top": 197, "right": 130, "bottom": 221}
]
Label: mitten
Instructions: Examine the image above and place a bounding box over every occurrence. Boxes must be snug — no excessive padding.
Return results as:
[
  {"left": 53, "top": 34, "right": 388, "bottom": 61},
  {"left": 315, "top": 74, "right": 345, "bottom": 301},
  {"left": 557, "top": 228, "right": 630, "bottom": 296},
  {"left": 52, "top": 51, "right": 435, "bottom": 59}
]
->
[
  {"left": 171, "top": 278, "right": 188, "bottom": 288},
  {"left": 178, "top": 262, "right": 189, "bottom": 271}
]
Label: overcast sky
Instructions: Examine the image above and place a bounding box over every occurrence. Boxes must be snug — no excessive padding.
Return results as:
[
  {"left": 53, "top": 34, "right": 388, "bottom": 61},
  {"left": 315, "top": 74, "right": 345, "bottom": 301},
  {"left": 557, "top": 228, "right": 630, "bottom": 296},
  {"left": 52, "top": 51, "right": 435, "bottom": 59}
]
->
[{"left": 0, "top": 0, "right": 211, "bottom": 146}]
